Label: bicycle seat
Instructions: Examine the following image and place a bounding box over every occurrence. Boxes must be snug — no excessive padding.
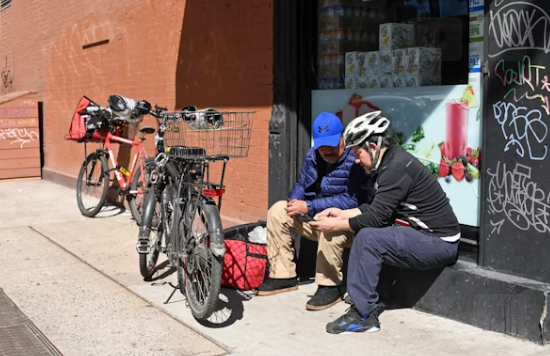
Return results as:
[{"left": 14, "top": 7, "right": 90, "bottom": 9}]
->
[{"left": 139, "top": 126, "right": 156, "bottom": 134}]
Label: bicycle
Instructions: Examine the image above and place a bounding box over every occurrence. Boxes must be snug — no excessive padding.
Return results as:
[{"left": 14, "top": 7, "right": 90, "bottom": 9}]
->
[
  {"left": 74, "top": 95, "right": 167, "bottom": 225},
  {"left": 136, "top": 108, "right": 254, "bottom": 320}
]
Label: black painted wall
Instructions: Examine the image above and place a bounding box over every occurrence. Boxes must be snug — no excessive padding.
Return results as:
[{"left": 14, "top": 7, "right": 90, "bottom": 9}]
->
[{"left": 480, "top": 0, "right": 550, "bottom": 283}]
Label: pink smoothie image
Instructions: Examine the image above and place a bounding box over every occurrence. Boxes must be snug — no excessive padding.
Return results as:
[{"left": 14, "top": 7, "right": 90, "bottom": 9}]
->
[{"left": 445, "top": 100, "right": 468, "bottom": 160}]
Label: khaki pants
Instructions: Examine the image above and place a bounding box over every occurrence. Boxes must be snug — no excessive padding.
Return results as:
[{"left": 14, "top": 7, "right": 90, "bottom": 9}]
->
[{"left": 267, "top": 200, "right": 353, "bottom": 286}]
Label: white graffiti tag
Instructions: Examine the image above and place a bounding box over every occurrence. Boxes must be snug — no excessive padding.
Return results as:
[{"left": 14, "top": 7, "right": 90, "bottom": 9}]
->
[
  {"left": 486, "top": 161, "right": 550, "bottom": 235},
  {"left": 0, "top": 128, "right": 39, "bottom": 148},
  {"left": 492, "top": 101, "right": 548, "bottom": 160},
  {"left": 488, "top": 2, "right": 550, "bottom": 58}
]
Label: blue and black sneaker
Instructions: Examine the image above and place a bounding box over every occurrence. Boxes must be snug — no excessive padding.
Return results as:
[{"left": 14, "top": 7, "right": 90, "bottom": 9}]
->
[{"left": 326, "top": 305, "right": 380, "bottom": 334}]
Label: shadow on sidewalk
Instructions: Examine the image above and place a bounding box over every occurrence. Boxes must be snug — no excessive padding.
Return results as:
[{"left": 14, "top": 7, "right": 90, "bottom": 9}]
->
[{"left": 196, "top": 288, "right": 251, "bottom": 329}]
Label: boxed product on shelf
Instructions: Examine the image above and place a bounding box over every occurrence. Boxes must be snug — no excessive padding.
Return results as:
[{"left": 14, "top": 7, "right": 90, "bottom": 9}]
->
[
  {"left": 393, "top": 75, "right": 408, "bottom": 87},
  {"left": 405, "top": 47, "right": 442, "bottom": 76},
  {"left": 357, "top": 51, "right": 379, "bottom": 78},
  {"left": 391, "top": 49, "right": 407, "bottom": 76},
  {"left": 359, "top": 76, "right": 380, "bottom": 88},
  {"left": 379, "top": 74, "right": 392, "bottom": 88},
  {"left": 344, "top": 74, "right": 356, "bottom": 89},
  {"left": 379, "top": 23, "right": 415, "bottom": 51},
  {"left": 345, "top": 51, "right": 361, "bottom": 77},
  {"left": 378, "top": 50, "right": 393, "bottom": 75}
]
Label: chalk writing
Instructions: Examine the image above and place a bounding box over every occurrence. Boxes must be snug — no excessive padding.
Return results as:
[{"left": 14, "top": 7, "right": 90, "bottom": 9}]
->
[
  {"left": 488, "top": 2, "right": 550, "bottom": 58},
  {"left": 0, "top": 118, "right": 36, "bottom": 128},
  {"left": 0, "top": 128, "right": 39, "bottom": 148},
  {"left": 487, "top": 161, "right": 550, "bottom": 235},
  {"left": 0, "top": 109, "right": 29, "bottom": 118},
  {"left": 494, "top": 56, "right": 544, "bottom": 91},
  {"left": 492, "top": 101, "right": 548, "bottom": 160}
]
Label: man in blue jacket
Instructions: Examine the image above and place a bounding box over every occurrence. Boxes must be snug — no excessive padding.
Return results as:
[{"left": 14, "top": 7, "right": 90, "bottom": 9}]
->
[{"left": 255, "top": 112, "right": 374, "bottom": 311}]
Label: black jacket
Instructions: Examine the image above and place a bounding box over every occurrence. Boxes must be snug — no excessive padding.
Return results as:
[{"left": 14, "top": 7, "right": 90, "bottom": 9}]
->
[{"left": 349, "top": 145, "right": 460, "bottom": 239}]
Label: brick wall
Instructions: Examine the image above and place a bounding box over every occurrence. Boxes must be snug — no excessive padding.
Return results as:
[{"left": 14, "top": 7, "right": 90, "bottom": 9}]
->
[{"left": 0, "top": 0, "right": 272, "bottom": 225}]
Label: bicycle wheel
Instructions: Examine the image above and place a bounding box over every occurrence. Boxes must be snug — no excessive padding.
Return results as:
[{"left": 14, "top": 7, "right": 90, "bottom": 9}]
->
[
  {"left": 128, "top": 157, "right": 155, "bottom": 226},
  {"left": 178, "top": 193, "right": 223, "bottom": 320},
  {"left": 138, "top": 185, "right": 162, "bottom": 280},
  {"left": 76, "top": 152, "right": 109, "bottom": 217}
]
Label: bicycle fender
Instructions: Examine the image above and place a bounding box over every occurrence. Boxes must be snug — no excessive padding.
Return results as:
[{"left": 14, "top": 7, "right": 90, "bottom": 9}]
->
[{"left": 202, "top": 197, "right": 225, "bottom": 258}]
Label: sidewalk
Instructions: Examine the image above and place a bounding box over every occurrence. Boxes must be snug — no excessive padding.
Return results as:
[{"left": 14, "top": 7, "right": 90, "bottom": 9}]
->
[{"left": 1, "top": 179, "right": 549, "bottom": 356}]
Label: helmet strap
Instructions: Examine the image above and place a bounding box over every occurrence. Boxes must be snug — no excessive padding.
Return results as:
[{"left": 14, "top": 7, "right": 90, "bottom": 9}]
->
[{"left": 365, "top": 136, "right": 383, "bottom": 172}]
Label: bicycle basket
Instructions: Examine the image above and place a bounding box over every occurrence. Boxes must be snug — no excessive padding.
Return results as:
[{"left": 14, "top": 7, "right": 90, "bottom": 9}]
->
[{"left": 164, "top": 110, "right": 254, "bottom": 158}]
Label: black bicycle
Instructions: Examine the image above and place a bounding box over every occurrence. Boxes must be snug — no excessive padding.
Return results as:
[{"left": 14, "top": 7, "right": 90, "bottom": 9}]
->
[{"left": 136, "top": 108, "right": 254, "bottom": 320}]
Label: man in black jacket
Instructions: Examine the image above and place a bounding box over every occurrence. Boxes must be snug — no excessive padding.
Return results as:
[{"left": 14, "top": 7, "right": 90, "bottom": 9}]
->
[{"left": 309, "top": 111, "right": 460, "bottom": 334}]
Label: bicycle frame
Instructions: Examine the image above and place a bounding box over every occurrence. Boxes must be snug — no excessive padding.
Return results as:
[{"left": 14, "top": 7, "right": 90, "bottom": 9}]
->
[{"left": 101, "top": 130, "right": 149, "bottom": 192}]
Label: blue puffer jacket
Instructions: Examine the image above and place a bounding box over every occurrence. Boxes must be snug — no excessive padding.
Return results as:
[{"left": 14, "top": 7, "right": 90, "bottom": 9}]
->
[{"left": 288, "top": 147, "right": 375, "bottom": 215}]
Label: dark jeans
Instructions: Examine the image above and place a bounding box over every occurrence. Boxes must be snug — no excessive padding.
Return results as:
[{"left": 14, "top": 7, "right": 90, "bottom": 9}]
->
[{"left": 348, "top": 225, "right": 459, "bottom": 316}]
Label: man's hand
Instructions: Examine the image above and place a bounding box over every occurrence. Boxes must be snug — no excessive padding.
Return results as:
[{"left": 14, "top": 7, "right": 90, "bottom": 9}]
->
[
  {"left": 315, "top": 208, "right": 344, "bottom": 220},
  {"left": 285, "top": 199, "right": 308, "bottom": 217},
  {"left": 309, "top": 217, "right": 352, "bottom": 233},
  {"left": 315, "top": 207, "right": 361, "bottom": 220}
]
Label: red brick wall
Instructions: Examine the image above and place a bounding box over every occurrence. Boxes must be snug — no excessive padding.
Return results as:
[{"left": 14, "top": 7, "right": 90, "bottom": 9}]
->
[{"left": 0, "top": 0, "right": 272, "bottom": 225}]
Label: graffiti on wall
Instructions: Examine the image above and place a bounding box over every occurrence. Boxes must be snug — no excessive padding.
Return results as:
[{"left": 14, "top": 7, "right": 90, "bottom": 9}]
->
[
  {"left": 486, "top": 0, "right": 550, "bottom": 236},
  {"left": 1, "top": 56, "right": 14, "bottom": 94},
  {"left": 0, "top": 128, "right": 39, "bottom": 148},
  {"left": 487, "top": 161, "right": 550, "bottom": 236}
]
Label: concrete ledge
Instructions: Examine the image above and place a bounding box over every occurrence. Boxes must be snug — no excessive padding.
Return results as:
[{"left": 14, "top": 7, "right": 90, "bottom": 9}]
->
[
  {"left": 381, "top": 260, "right": 550, "bottom": 345},
  {"left": 296, "top": 238, "right": 549, "bottom": 345}
]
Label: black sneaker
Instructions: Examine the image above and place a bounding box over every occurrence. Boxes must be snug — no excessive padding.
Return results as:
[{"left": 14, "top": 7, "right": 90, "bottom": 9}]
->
[
  {"left": 326, "top": 305, "right": 380, "bottom": 334},
  {"left": 344, "top": 294, "right": 386, "bottom": 317},
  {"left": 305, "top": 285, "right": 343, "bottom": 311},
  {"left": 254, "top": 277, "right": 298, "bottom": 296}
]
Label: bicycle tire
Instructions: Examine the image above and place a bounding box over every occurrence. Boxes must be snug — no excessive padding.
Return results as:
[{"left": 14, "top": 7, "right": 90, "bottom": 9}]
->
[
  {"left": 138, "top": 185, "right": 162, "bottom": 280},
  {"left": 128, "top": 157, "right": 155, "bottom": 226},
  {"left": 76, "top": 152, "right": 109, "bottom": 218},
  {"left": 179, "top": 193, "right": 223, "bottom": 320}
]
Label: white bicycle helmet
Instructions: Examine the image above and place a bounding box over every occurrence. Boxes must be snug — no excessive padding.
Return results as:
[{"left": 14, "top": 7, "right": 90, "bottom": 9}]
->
[
  {"left": 343, "top": 111, "right": 390, "bottom": 172},
  {"left": 343, "top": 111, "right": 390, "bottom": 148}
]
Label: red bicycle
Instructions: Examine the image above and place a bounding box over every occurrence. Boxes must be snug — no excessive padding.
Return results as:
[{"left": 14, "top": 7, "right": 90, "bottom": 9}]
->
[{"left": 73, "top": 95, "right": 166, "bottom": 224}]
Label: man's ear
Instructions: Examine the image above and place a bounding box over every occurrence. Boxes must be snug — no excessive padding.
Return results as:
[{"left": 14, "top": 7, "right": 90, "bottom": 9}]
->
[{"left": 368, "top": 141, "right": 378, "bottom": 151}]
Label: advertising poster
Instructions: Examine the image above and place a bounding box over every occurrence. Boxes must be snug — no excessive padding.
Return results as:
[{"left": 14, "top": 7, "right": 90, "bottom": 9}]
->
[{"left": 311, "top": 81, "right": 483, "bottom": 227}]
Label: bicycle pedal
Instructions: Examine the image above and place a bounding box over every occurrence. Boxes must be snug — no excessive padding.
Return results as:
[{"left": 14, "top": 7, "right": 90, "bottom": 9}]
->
[{"left": 136, "top": 239, "right": 152, "bottom": 254}]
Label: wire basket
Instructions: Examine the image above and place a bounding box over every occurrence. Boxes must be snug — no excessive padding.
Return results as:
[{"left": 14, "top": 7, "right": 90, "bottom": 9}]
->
[{"left": 164, "top": 110, "right": 254, "bottom": 158}]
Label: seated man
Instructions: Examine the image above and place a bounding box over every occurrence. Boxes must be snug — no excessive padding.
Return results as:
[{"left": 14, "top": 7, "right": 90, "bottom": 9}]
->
[
  {"left": 310, "top": 111, "right": 460, "bottom": 333},
  {"left": 255, "top": 112, "right": 375, "bottom": 311}
]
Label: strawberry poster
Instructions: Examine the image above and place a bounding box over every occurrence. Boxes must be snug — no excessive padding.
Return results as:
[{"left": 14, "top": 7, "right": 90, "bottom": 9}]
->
[{"left": 311, "top": 74, "right": 483, "bottom": 227}]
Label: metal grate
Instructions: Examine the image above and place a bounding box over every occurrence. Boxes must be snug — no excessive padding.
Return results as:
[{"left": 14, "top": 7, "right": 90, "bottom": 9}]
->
[
  {"left": 1, "top": 0, "right": 11, "bottom": 11},
  {"left": 0, "top": 289, "right": 63, "bottom": 356}
]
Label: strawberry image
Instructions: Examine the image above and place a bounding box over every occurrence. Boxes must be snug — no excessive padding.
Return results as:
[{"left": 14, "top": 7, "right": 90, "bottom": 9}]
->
[
  {"left": 466, "top": 147, "right": 472, "bottom": 159},
  {"left": 451, "top": 161, "right": 465, "bottom": 181},
  {"left": 439, "top": 158, "right": 450, "bottom": 177}
]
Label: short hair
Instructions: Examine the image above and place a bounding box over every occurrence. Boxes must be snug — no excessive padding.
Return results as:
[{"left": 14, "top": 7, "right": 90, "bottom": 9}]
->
[{"left": 362, "top": 130, "right": 393, "bottom": 148}]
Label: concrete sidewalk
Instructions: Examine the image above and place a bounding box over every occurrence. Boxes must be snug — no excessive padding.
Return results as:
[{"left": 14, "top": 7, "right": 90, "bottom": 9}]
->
[{"left": 1, "top": 179, "right": 549, "bottom": 356}]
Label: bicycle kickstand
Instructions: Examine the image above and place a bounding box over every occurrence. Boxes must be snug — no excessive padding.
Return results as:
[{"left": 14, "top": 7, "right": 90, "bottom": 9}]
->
[{"left": 164, "top": 282, "right": 180, "bottom": 304}]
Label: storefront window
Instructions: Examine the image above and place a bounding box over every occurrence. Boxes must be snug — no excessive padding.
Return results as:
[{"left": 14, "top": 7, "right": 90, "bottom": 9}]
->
[{"left": 312, "top": 0, "right": 483, "bottom": 229}]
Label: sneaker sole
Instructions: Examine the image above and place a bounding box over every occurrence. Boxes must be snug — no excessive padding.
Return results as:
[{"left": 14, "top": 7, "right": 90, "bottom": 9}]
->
[
  {"left": 305, "top": 297, "right": 343, "bottom": 311},
  {"left": 254, "top": 285, "right": 298, "bottom": 296},
  {"left": 326, "top": 325, "right": 380, "bottom": 334}
]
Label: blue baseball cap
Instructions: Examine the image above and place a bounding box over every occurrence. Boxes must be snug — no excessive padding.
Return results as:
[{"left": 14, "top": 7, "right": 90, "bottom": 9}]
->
[{"left": 312, "top": 112, "right": 344, "bottom": 149}]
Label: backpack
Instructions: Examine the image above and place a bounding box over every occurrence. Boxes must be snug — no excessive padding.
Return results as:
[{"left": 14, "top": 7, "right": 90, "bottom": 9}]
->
[{"left": 65, "top": 96, "right": 105, "bottom": 142}]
